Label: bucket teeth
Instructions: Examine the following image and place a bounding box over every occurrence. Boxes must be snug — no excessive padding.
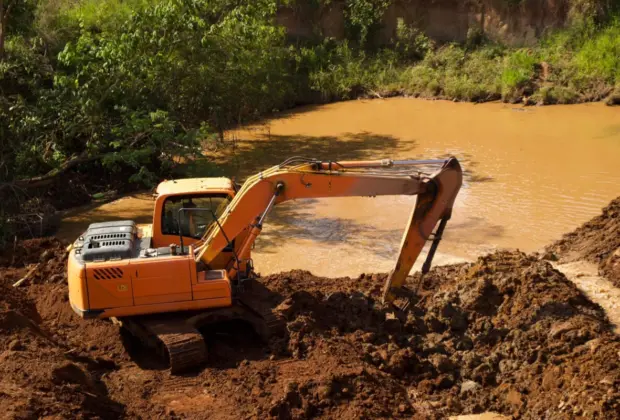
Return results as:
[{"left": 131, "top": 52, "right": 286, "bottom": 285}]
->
[{"left": 388, "top": 286, "right": 418, "bottom": 312}]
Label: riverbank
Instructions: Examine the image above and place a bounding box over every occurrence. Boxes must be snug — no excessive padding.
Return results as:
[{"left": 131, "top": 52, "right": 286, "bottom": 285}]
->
[
  {"left": 304, "top": 22, "right": 620, "bottom": 106},
  {"left": 2, "top": 0, "right": 620, "bottom": 247}
]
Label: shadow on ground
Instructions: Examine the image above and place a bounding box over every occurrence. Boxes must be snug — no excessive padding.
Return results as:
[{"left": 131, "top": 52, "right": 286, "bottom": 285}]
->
[{"left": 189, "top": 132, "right": 415, "bottom": 179}]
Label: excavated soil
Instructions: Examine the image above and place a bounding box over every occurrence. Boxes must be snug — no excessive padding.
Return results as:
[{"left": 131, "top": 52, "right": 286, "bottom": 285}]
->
[
  {"left": 0, "top": 239, "right": 128, "bottom": 419},
  {"left": 1, "top": 234, "right": 620, "bottom": 419},
  {"left": 546, "top": 197, "right": 620, "bottom": 287}
]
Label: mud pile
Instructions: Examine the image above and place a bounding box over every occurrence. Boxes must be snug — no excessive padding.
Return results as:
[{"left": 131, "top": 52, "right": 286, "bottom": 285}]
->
[
  {"left": 2, "top": 236, "right": 619, "bottom": 419},
  {"left": 255, "top": 252, "right": 619, "bottom": 419},
  {"left": 0, "top": 239, "right": 128, "bottom": 419},
  {"left": 0, "top": 238, "right": 69, "bottom": 285},
  {"left": 546, "top": 197, "right": 620, "bottom": 286}
]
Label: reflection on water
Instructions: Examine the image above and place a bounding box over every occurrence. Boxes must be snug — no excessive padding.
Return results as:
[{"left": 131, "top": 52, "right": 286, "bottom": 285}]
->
[
  {"left": 58, "top": 194, "right": 155, "bottom": 242},
  {"left": 59, "top": 98, "right": 620, "bottom": 277}
]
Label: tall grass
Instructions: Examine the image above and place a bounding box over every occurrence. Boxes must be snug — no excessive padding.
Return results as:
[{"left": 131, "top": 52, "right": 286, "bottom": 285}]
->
[{"left": 373, "top": 19, "right": 620, "bottom": 104}]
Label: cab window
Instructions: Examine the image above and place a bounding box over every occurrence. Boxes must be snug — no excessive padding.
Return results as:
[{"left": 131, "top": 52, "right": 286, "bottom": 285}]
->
[{"left": 162, "top": 194, "right": 231, "bottom": 238}]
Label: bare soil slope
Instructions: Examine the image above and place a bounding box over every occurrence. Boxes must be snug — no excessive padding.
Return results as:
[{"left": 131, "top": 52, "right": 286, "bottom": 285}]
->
[
  {"left": 1, "top": 237, "right": 619, "bottom": 419},
  {"left": 546, "top": 197, "right": 620, "bottom": 286}
]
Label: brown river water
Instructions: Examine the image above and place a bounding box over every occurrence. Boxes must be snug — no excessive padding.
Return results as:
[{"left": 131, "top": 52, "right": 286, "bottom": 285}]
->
[{"left": 59, "top": 98, "right": 620, "bottom": 277}]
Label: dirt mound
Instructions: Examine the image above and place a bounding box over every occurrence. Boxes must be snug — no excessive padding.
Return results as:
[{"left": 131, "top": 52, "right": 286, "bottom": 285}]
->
[
  {"left": 0, "top": 237, "right": 69, "bottom": 285},
  {"left": 254, "top": 252, "right": 619, "bottom": 419},
  {"left": 0, "top": 239, "right": 129, "bottom": 419},
  {"left": 92, "top": 252, "right": 620, "bottom": 419},
  {"left": 546, "top": 196, "right": 620, "bottom": 286},
  {"left": 0, "top": 281, "right": 125, "bottom": 418},
  {"left": 1, "top": 238, "right": 619, "bottom": 419}
]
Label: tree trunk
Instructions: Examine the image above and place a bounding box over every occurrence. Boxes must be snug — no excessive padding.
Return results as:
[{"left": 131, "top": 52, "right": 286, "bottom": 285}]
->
[
  {"left": 0, "top": 151, "right": 103, "bottom": 192},
  {"left": 0, "top": 0, "right": 5, "bottom": 60}
]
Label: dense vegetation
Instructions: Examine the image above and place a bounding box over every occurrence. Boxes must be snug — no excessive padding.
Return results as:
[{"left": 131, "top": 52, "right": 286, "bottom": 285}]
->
[{"left": 1, "top": 0, "right": 619, "bottom": 243}]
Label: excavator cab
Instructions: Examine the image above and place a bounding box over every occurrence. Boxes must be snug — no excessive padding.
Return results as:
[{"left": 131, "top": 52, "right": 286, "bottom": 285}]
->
[
  {"left": 160, "top": 196, "right": 210, "bottom": 239},
  {"left": 153, "top": 178, "right": 235, "bottom": 248}
]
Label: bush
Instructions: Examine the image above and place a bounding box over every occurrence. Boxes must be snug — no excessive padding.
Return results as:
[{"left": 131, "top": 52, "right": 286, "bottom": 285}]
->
[
  {"left": 2, "top": 0, "right": 296, "bottom": 201},
  {"left": 574, "top": 21, "right": 620, "bottom": 83},
  {"left": 501, "top": 49, "right": 538, "bottom": 101}
]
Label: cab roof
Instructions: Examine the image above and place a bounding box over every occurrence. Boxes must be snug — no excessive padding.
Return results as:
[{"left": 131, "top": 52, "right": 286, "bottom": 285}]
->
[{"left": 156, "top": 177, "right": 234, "bottom": 196}]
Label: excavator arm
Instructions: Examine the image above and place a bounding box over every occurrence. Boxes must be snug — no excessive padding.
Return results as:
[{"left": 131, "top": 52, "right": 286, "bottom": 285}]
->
[{"left": 193, "top": 157, "right": 463, "bottom": 304}]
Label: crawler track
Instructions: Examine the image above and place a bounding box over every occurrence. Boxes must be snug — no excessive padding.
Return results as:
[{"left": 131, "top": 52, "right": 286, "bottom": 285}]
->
[
  {"left": 114, "top": 316, "right": 208, "bottom": 374},
  {"left": 112, "top": 288, "right": 285, "bottom": 374}
]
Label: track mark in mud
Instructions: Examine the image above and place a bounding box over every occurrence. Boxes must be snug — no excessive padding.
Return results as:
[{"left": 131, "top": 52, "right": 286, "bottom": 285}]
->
[{"left": 553, "top": 260, "right": 620, "bottom": 332}]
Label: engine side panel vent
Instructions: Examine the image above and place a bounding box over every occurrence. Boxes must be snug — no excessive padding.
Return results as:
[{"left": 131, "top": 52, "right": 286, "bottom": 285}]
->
[
  {"left": 91, "top": 233, "right": 130, "bottom": 241},
  {"left": 93, "top": 268, "right": 124, "bottom": 280}
]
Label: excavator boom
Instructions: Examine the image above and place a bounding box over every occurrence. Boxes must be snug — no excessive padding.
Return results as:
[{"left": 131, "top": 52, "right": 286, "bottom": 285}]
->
[{"left": 193, "top": 157, "right": 463, "bottom": 303}]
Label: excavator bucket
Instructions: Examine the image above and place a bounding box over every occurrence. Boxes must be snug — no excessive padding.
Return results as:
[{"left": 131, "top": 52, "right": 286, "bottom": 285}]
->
[{"left": 382, "top": 157, "right": 463, "bottom": 304}]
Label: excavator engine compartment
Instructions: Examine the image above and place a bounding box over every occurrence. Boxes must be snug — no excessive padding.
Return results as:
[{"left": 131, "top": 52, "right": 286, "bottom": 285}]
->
[
  {"left": 73, "top": 220, "right": 181, "bottom": 262},
  {"left": 74, "top": 220, "right": 142, "bottom": 262}
]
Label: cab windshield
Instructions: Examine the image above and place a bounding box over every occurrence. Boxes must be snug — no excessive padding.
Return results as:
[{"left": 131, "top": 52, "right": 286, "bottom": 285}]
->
[{"left": 161, "top": 194, "right": 231, "bottom": 239}]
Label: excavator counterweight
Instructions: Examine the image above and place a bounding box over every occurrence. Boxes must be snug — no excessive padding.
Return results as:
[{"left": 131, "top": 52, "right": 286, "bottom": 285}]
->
[{"left": 67, "top": 156, "right": 463, "bottom": 373}]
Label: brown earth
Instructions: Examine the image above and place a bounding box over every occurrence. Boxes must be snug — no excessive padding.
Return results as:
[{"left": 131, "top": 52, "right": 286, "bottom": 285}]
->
[
  {"left": 545, "top": 197, "right": 620, "bottom": 287},
  {"left": 1, "top": 235, "right": 620, "bottom": 419},
  {"left": 277, "top": 0, "right": 610, "bottom": 47},
  {"left": 0, "top": 239, "right": 128, "bottom": 419}
]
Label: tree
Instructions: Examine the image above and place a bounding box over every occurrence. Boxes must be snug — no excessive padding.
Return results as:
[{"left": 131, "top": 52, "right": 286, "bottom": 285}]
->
[
  {"left": 0, "top": 0, "right": 11, "bottom": 59},
  {"left": 0, "top": 0, "right": 35, "bottom": 59}
]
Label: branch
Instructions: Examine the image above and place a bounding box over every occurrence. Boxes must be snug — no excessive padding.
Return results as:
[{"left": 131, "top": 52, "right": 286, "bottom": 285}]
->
[
  {"left": 0, "top": 151, "right": 102, "bottom": 192},
  {"left": 2, "top": 1, "right": 13, "bottom": 23}
]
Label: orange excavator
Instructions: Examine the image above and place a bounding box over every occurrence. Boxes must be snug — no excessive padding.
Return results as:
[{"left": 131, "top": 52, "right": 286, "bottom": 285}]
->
[{"left": 67, "top": 156, "right": 462, "bottom": 372}]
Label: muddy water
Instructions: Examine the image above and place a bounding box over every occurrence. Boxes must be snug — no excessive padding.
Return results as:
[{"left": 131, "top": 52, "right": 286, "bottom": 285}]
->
[{"left": 59, "top": 99, "right": 620, "bottom": 277}]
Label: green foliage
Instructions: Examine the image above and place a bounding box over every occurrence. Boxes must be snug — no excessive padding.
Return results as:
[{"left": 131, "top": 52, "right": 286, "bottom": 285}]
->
[
  {"left": 344, "top": 0, "right": 390, "bottom": 45},
  {"left": 33, "top": 0, "right": 151, "bottom": 51},
  {"left": 393, "top": 18, "right": 433, "bottom": 62},
  {"left": 399, "top": 44, "right": 503, "bottom": 101},
  {"left": 531, "top": 85, "right": 580, "bottom": 104},
  {"left": 574, "top": 21, "right": 620, "bottom": 82},
  {"left": 3, "top": 0, "right": 38, "bottom": 37},
  {"left": 2, "top": 0, "right": 295, "bottom": 194},
  {"left": 501, "top": 49, "right": 538, "bottom": 100},
  {"left": 301, "top": 41, "right": 371, "bottom": 100},
  {"left": 57, "top": 0, "right": 292, "bottom": 130},
  {"left": 0, "top": 36, "right": 54, "bottom": 179},
  {"left": 60, "top": 0, "right": 151, "bottom": 32},
  {"left": 394, "top": 16, "right": 620, "bottom": 103}
]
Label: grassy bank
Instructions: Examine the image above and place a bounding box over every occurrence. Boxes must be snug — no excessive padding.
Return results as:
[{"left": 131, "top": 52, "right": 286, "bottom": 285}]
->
[
  {"left": 1, "top": 0, "right": 619, "bottom": 244},
  {"left": 308, "top": 20, "right": 620, "bottom": 105}
]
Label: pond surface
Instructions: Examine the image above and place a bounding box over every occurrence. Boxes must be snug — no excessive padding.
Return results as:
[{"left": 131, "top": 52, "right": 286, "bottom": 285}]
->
[{"left": 60, "top": 98, "right": 620, "bottom": 277}]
